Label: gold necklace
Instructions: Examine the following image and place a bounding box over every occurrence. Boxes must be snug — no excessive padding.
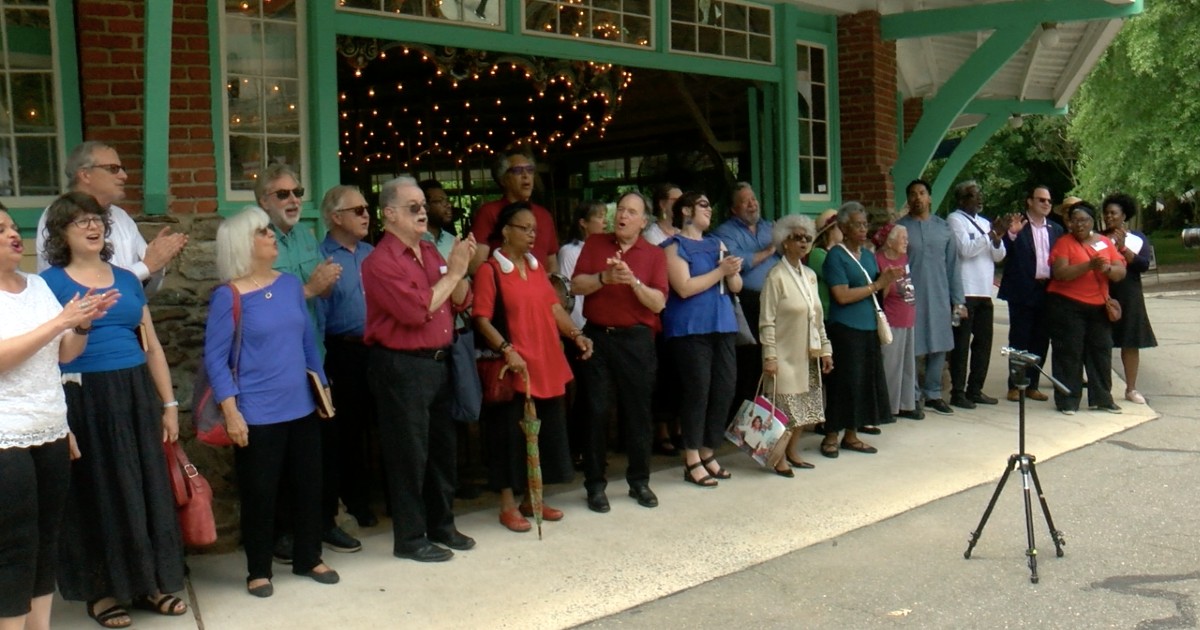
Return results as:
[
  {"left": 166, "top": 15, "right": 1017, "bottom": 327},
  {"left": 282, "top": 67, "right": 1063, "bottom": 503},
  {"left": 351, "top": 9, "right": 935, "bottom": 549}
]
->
[{"left": 249, "top": 275, "right": 273, "bottom": 300}]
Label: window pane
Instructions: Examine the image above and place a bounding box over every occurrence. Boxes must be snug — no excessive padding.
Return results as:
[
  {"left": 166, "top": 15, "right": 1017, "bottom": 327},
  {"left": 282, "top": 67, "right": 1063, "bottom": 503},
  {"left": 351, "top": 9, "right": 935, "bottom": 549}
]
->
[
  {"left": 4, "top": 9, "right": 51, "bottom": 70},
  {"left": 342, "top": 0, "right": 501, "bottom": 27},
  {"left": 723, "top": 31, "right": 746, "bottom": 59},
  {"left": 698, "top": 26, "right": 720, "bottom": 55},
  {"left": 671, "top": 0, "right": 694, "bottom": 22},
  {"left": 14, "top": 134, "right": 55, "bottom": 195},
  {"left": 266, "top": 138, "right": 301, "bottom": 176},
  {"left": 814, "top": 159, "right": 828, "bottom": 194},
  {"left": 798, "top": 157, "right": 812, "bottom": 195},
  {"left": 812, "top": 122, "right": 827, "bottom": 158},
  {"left": 0, "top": 3, "right": 58, "bottom": 198},
  {"left": 226, "top": 0, "right": 261, "bottom": 18},
  {"left": 811, "top": 47, "right": 825, "bottom": 83},
  {"left": 262, "top": 21, "right": 298, "bottom": 77},
  {"left": 671, "top": 22, "right": 695, "bottom": 52},
  {"left": 228, "top": 77, "right": 261, "bottom": 131},
  {"left": 229, "top": 134, "right": 262, "bottom": 191},
  {"left": 264, "top": 79, "right": 300, "bottom": 134},
  {"left": 225, "top": 19, "right": 262, "bottom": 77},
  {"left": 723, "top": 3, "right": 745, "bottom": 31},
  {"left": 10, "top": 72, "right": 53, "bottom": 131}
]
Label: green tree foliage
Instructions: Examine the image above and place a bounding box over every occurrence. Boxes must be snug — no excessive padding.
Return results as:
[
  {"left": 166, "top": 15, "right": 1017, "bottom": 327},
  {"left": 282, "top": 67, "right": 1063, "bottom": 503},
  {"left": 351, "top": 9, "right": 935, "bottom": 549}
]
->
[{"left": 1071, "top": 0, "right": 1200, "bottom": 211}]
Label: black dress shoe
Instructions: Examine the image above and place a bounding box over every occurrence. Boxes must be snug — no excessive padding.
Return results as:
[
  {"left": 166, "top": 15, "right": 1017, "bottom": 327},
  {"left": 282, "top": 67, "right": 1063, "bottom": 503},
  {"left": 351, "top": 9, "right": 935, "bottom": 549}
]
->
[
  {"left": 949, "top": 393, "right": 976, "bottom": 410},
  {"left": 322, "top": 526, "right": 362, "bottom": 553},
  {"left": 586, "top": 490, "right": 610, "bottom": 513},
  {"left": 430, "top": 530, "right": 476, "bottom": 551},
  {"left": 897, "top": 408, "right": 925, "bottom": 420},
  {"left": 297, "top": 568, "right": 340, "bottom": 584},
  {"left": 969, "top": 392, "right": 999, "bottom": 405},
  {"left": 925, "top": 398, "right": 955, "bottom": 415},
  {"left": 628, "top": 485, "right": 658, "bottom": 508},
  {"left": 394, "top": 542, "right": 454, "bottom": 563}
]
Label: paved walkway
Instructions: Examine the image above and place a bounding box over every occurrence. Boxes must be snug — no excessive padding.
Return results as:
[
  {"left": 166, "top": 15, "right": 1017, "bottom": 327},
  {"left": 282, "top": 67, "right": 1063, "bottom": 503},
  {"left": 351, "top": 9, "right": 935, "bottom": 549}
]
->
[{"left": 51, "top": 289, "right": 1183, "bottom": 629}]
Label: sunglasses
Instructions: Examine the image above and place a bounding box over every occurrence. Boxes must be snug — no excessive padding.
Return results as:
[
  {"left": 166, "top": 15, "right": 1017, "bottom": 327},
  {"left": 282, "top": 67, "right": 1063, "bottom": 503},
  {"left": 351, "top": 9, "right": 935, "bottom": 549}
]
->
[
  {"left": 694, "top": 200, "right": 712, "bottom": 209},
  {"left": 787, "top": 233, "right": 813, "bottom": 243},
  {"left": 337, "top": 205, "right": 370, "bottom": 217},
  {"left": 507, "top": 165, "right": 535, "bottom": 176},
  {"left": 89, "top": 163, "right": 125, "bottom": 175},
  {"left": 71, "top": 216, "right": 104, "bottom": 229},
  {"left": 267, "top": 187, "right": 305, "bottom": 201}
]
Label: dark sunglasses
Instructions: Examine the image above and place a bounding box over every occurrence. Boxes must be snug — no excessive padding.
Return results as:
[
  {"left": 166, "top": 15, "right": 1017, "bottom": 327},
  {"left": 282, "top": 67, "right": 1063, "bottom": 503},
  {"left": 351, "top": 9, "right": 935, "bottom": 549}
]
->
[
  {"left": 507, "top": 165, "right": 535, "bottom": 176},
  {"left": 787, "top": 233, "right": 813, "bottom": 243},
  {"left": 337, "top": 205, "right": 370, "bottom": 217},
  {"left": 89, "top": 163, "right": 125, "bottom": 175},
  {"left": 267, "top": 187, "right": 305, "bottom": 200}
]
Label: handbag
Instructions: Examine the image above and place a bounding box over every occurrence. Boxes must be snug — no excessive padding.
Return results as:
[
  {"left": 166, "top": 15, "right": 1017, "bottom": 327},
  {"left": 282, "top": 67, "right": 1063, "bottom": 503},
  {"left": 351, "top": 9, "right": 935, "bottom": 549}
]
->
[
  {"left": 731, "top": 294, "right": 757, "bottom": 346},
  {"left": 476, "top": 259, "right": 517, "bottom": 404},
  {"left": 448, "top": 328, "right": 484, "bottom": 422},
  {"left": 192, "top": 284, "right": 243, "bottom": 447},
  {"left": 164, "top": 441, "right": 217, "bottom": 547},
  {"left": 1092, "top": 256, "right": 1122, "bottom": 322},
  {"left": 725, "top": 376, "right": 790, "bottom": 467},
  {"left": 837, "top": 244, "right": 893, "bottom": 345}
]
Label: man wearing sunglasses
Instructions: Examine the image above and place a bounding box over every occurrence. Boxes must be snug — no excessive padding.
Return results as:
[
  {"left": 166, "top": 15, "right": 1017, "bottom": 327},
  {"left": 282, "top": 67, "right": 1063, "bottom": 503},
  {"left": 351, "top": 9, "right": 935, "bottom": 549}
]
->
[
  {"left": 468, "top": 152, "right": 559, "bottom": 275},
  {"left": 35, "top": 141, "right": 188, "bottom": 295}
]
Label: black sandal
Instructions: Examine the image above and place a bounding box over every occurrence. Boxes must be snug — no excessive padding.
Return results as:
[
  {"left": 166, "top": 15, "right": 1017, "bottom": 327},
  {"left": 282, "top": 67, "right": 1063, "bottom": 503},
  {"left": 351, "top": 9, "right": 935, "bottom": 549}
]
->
[
  {"left": 683, "top": 461, "right": 718, "bottom": 487},
  {"left": 87, "top": 599, "right": 132, "bottom": 629},
  {"left": 819, "top": 441, "right": 839, "bottom": 459},
  {"left": 700, "top": 456, "right": 732, "bottom": 479},
  {"left": 133, "top": 593, "right": 188, "bottom": 616}
]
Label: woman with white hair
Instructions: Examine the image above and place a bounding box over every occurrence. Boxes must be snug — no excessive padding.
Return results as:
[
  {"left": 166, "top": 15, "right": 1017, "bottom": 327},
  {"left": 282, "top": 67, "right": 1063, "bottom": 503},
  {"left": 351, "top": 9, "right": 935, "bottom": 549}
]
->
[
  {"left": 760, "top": 214, "right": 832, "bottom": 476},
  {"left": 205, "top": 206, "right": 339, "bottom": 598},
  {"left": 873, "top": 223, "right": 921, "bottom": 420}
]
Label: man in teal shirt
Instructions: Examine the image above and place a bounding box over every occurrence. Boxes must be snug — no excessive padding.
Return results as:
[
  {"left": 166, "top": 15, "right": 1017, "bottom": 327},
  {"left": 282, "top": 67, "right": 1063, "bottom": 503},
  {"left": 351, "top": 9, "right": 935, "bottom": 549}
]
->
[{"left": 419, "top": 179, "right": 457, "bottom": 260}]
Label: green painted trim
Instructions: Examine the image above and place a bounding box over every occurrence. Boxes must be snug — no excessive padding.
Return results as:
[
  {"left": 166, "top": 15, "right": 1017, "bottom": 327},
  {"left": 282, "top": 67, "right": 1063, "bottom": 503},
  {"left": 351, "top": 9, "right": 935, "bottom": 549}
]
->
[
  {"left": 747, "top": 87, "right": 762, "bottom": 196},
  {"left": 882, "top": 0, "right": 1143, "bottom": 40},
  {"left": 307, "top": 0, "right": 339, "bottom": 232},
  {"left": 330, "top": 12, "right": 782, "bottom": 83},
  {"left": 929, "top": 113, "right": 1007, "bottom": 210},
  {"left": 776, "top": 5, "right": 800, "bottom": 215},
  {"left": 896, "top": 90, "right": 906, "bottom": 153},
  {"left": 208, "top": 0, "right": 228, "bottom": 202},
  {"left": 823, "top": 27, "right": 840, "bottom": 204},
  {"left": 54, "top": 0, "right": 82, "bottom": 152},
  {"left": 12, "top": 208, "right": 43, "bottom": 238},
  {"left": 654, "top": 0, "right": 670, "bottom": 54},
  {"left": 506, "top": 0, "right": 521, "bottom": 36},
  {"left": 964, "top": 98, "right": 1067, "bottom": 117},
  {"left": 794, "top": 12, "right": 834, "bottom": 34},
  {"left": 892, "top": 25, "right": 1031, "bottom": 203},
  {"left": 142, "top": 1, "right": 173, "bottom": 216},
  {"left": 757, "top": 84, "right": 777, "bottom": 218}
]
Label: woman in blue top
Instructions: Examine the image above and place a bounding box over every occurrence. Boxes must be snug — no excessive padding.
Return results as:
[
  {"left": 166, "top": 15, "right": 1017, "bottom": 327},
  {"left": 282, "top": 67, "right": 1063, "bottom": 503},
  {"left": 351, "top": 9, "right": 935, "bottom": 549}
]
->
[
  {"left": 205, "top": 207, "right": 338, "bottom": 598},
  {"left": 821, "top": 202, "right": 901, "bottom": 459},
  {"left": 661, "top": 192, "right": 743, "bottom": 487},
  {"left": 39, "top": 192, "right": 187, "bottom": 627}
]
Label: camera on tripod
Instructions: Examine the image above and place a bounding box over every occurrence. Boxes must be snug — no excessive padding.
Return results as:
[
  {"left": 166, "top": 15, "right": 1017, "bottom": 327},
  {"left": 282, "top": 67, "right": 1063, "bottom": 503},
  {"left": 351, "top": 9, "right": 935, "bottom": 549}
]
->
[{"left": 1000, "top": 347, "right": 1041, "bottom": 366}]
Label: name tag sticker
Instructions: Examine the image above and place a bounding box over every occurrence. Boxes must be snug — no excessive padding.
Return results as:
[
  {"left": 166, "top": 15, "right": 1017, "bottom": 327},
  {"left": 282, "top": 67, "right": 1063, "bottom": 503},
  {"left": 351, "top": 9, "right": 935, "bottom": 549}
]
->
[
  {"left": 439, "top": 265, "right": 448, "bottom": 275},
  {"left": 1090, "top": 240, "right": 1109, "bottom": 252}
]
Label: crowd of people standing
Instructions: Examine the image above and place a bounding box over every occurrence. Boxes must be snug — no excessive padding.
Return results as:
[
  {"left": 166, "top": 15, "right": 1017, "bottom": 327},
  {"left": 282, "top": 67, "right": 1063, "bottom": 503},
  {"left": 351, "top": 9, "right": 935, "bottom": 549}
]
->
[{"left": 0, "top": 141, "right": 1157, "bottom": 627}]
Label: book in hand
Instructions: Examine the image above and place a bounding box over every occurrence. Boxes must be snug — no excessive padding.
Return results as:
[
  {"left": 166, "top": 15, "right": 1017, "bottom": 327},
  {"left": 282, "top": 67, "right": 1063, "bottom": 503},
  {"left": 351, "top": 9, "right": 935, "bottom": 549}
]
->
[{"left": 307, "top": 370, "right": 335, "bottom": 419}]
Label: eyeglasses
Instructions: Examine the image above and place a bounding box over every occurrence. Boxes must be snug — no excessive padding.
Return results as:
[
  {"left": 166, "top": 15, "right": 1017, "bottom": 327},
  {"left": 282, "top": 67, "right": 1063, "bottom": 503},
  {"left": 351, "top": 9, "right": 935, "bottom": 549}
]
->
[
  {"left": 1033, "top": 197, "right": 1052, "bottom": 204},
  {"left": 787, "top": 233, "right": 813, "bottom": 243},
  {"left": 71, "top": 215, "right": 104, "bottom": 229},
  {"left": 336, "top": 205, "right": 370, "bottom": 217},
  {"left": 89, "top": 164, "right": 125, "bottom": 175},
  {"left": 694, "top": 200, "right": 712, "bottom": 209},
  {"left": 267, "top": 187, "right": 305, "bottom": 201},
  {"left": 254, "top": 227, "right": 273, "bottom": 236},
  {"left": 506, "top": 165, "right": 535, "bottom": 176},
  {"left": 846, "top": 221, "right": 869, "bottom": 229},
  {"left": 397, "top": 202, "right": 427, "bottom": 214},
  {"left": 507, "top": 223, "right": 537, "bottom": 234}
]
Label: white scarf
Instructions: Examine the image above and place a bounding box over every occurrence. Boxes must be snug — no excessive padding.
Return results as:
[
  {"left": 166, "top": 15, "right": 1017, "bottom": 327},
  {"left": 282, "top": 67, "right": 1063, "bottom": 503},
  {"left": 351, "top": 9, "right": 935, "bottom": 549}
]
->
[{"left": 780, "top": 258, "right": 823, "bottom": 357}]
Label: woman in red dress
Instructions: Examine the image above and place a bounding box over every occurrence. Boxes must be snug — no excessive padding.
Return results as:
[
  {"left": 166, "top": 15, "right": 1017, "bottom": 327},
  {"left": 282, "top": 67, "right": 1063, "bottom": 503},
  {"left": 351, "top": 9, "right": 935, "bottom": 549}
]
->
[{"left": 474, "top": 202, "right": 594, "bottom": 533}]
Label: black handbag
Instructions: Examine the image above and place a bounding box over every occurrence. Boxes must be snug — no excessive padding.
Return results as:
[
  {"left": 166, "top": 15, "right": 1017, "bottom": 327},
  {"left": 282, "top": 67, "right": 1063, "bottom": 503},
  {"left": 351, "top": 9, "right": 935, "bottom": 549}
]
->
[{"left": 448, "top": 328, "right": 483, "bottom": 422}]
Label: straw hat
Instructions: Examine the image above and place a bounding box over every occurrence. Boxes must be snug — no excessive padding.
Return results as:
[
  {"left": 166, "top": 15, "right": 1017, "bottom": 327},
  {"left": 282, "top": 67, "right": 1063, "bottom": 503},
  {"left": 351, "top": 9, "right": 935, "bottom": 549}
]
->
[
  {"left": 1054, "top": 195, "right": 1082, "bottom": 217},
  {"left": 815, "top": 208, "right": 839, "bottom": 236}
]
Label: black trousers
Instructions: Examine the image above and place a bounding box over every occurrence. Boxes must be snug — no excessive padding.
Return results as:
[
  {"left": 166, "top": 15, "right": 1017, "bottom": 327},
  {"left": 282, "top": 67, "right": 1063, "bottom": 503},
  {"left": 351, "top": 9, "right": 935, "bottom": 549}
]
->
[
  {"left": 323, "top": 337, "right": 378, "bottom": 524},
  {"left": 0, "top": 438, "right": 69, "bottom": 617},
  {"left": 950, "top": 296, "right": 994, "bottom": 397},
  {"left": 235, "top": 413, "right": 324, "bottom": 580},
  {"left": 367, "top": 347, "right": 457, "bottom": 553},
  {"left": 1006, "top": 297, "right": 1051, "bottom": 391},
  {"left": 731, "top": 289, "right": 763, "bottom": 414},
  {"left": 669, "top": 333, "right": 737, "bottom": 451},
  {"left": 579, "top": 324, "right": 656, "bottom": 494},
  {"left": 1046, "top": 293, "right": 1115, "bottom": 411}
]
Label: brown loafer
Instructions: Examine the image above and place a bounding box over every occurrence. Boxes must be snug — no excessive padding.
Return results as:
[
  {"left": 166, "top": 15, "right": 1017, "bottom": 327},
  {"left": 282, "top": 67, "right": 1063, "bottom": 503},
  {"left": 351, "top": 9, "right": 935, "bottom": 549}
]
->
[
  {"left": 499, "top": 507, "right": 531, "bottom": 532},
  {"left": 1026, "top": 389, "right": 1049, "bottom": 401},
  {"left": 519, "top": 502, "right": 564, "bottom": 521}
]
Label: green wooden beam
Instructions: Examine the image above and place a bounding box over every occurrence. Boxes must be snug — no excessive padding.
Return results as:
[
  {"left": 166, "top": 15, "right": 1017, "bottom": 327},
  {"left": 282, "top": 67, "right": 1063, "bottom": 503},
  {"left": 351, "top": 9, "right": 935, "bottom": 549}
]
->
[
  {"left": 882, "top": 0, "right": 1143, "bottom": 40},
  {"left": 964, "top": 98, "right": 1067, "bottom": 117},
  {"left": 307, "top": 0, "right": 340, "bottom": 232},
  {"left": 892, "top": 25, "right": 1032, "bottom": 203},
  {"left": 775, "top": 4, "right": 800, "bottom": 216},
  {"left": 207, "top": 1, "right": 228, "bottom": 210},
  {"left": 54, "top": 0, "right": 82, "bottom": 169},
  {"left": 142, "top": 1, "right": 172, "bottom": 215},
  {"left": 929, "top": 113, "right": 1008, "bottom": 210}
]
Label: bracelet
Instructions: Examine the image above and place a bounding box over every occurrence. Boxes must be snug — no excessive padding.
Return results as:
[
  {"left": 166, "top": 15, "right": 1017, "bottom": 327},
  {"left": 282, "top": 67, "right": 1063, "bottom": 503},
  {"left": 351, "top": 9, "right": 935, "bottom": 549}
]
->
[
  {"left": 498, "top": 341, "right": 512, "bottom": 353},
  {"left": 633, "top": 277, "right": 643, "bottom": 288},
  {"left": 73, "top": 326, "right": 91, "bottom": 335},
  {"left": 597, "top": 272, "right": 606, "bottom": 285},
  {"left": 163, "top": 400, "right": 179, "bottom": 409},
  {"left": 567, "top": 329, "right": 582, "bottom": 339}
]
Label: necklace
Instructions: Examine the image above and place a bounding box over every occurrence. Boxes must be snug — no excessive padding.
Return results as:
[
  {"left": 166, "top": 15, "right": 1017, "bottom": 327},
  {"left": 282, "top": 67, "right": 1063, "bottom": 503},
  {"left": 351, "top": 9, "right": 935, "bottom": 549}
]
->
[{"left": 249, "top": 275, "right": 272, "bottom": 300}]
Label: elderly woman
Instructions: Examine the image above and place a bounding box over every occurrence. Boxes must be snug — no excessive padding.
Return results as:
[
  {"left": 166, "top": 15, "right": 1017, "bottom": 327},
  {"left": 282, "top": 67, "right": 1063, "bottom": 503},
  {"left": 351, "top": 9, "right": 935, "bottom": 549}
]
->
[
  {"left": 206, "top": 207, "right": 338, "bottom": 598},
  {"left": 874, "top": 223, "right": 921, "bottom": 420},
  {"left": 1046, "top": 201, "right": 1126, "bottom": 415},
  {"left": 760, "top": 214, "right": 832, "bottom": 476},
  {"left": 660, "top": 192, "right": 742, "bottom": 486},
  {"left": 475, "top": 202, "right": 593, "bottom": 532},
  {"left": 1100, "top": 193, "right": 1157, "bottom": 404},
  {"left": 39, "top": 193, "right": 186, "bottom": 627},
  {"left": 0, "top": 205, "right": 114, "bottom": 630},
  {"left": 820, "top": 202, "right": 902, "bottom": 458}
]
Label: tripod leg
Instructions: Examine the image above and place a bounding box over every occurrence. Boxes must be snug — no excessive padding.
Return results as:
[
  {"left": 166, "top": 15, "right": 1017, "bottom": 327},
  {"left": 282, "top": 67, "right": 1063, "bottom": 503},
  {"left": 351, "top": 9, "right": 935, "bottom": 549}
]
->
[
  {"left": 1019, "top": 457, "right": 1039, "bottom": 583},
  {"left": 965, "top": 455, "right": 1019, "bottom": 559},
  {"left": 1027, "top": 460, "right": 1066, "bottom": 557}
]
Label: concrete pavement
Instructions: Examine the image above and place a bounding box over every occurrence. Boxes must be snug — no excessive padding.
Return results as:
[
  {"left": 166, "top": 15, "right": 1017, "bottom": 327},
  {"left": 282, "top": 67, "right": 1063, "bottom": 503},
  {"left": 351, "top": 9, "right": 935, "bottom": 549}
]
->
[{"left": 51, "top": 287, "right": 1196, "bottom": 629}]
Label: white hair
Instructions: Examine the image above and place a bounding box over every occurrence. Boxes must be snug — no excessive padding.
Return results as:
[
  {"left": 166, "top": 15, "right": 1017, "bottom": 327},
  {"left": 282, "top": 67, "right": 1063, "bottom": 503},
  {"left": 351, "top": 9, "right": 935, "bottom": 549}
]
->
[{"left": 216, "top": 206, "right": 270, "bottom": 281}]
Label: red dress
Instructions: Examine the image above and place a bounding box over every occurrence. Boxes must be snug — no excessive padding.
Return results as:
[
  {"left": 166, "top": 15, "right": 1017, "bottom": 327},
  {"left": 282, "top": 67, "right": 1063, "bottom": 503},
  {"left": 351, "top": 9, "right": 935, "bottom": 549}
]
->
[{"left": 473, "top": 256, "right": 573, "bottom": 398}]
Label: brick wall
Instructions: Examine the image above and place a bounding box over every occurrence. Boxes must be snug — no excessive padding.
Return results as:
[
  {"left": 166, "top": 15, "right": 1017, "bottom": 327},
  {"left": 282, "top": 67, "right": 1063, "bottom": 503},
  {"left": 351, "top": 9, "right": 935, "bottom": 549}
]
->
[
  {"left": 76, "top": 0, "right": 218, "bottom": 216},
  {"left": 903, "top": 97, "right": 924, "bottom": 144},
  {"left": 837, "top": 11, "right": 898, "bottom": 211}
]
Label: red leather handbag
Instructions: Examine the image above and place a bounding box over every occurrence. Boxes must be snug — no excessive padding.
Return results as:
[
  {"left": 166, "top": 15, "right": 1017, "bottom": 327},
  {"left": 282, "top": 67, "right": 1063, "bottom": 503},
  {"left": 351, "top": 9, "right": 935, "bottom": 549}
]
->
[{"left": 165, "top": 442, "right": 218, "bottom": 547}]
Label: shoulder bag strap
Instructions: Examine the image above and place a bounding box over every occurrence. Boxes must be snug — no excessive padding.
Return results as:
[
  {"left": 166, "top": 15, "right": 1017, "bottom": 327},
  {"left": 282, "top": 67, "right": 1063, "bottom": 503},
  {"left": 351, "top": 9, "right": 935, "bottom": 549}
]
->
[
  {"left": 956, "top": 210, "right": 989, "bottom": 238},
  {"left": 228, "top": 283, "right": 244, "bottom": 385},
  {"left": 836, "top": 243, "right": 885, "bottom": 314}
]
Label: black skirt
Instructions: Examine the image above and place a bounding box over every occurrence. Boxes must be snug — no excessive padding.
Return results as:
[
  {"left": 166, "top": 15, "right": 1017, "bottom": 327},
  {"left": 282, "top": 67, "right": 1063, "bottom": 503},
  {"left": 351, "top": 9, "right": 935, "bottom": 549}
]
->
[
  {"left": 481, "top": 396, "right": 574, "bottom": 492},
  {"left": 824, "top": 322, "right": 893, "bottom": 432},
  {"left": 1110, "top": 274, "right": 1157, "bottom": 349},
  {"left": 57, "top": 365, "right": 185, "bottom": 602}
]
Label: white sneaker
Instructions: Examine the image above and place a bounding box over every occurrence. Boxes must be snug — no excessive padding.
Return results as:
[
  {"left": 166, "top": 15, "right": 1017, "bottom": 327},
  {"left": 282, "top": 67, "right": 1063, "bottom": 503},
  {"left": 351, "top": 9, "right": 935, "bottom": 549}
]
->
[
  {"left": 1125, "top": 389, "right": 1146, "bottom": 404},
  {"left": 1060, "top": 409, "right": 1076, "bottom": 416}
]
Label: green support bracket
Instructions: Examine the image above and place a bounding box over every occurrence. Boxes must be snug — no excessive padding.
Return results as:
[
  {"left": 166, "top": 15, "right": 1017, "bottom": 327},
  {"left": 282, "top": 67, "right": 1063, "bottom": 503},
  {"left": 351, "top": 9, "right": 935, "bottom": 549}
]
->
[
  {"left": 142, "top": 1, "right": 173, "bottom": 215},
  {"left": 928, "top": 113, "right": 1008, "bottom": 211},
  {"left": 892, "top": 25, "right": 1033, "bottom": 204},
  {"left": 307, "top": 0, "right": 340, "bottom": 234},
  {"left": 881, "top": 0, "right": 1143, "bottom": 40}
]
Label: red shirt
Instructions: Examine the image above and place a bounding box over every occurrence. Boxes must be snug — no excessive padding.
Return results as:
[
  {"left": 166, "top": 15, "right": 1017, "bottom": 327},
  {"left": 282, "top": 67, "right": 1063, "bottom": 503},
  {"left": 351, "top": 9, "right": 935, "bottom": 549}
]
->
[
  {"left": 471, "top": 198, "right": 560, "bottom": 262},
  {"left": 1046, "top": 235, "right": 1125, "bottom": 306},
  {"left": 474, "top": 257, "right": 573, "bottom": 398},
  {"left": 362, "top": 232, "right": 471, "bottom": 350},
  {"left": 572, "top": 234, "right": 668, "bottom": 331}
]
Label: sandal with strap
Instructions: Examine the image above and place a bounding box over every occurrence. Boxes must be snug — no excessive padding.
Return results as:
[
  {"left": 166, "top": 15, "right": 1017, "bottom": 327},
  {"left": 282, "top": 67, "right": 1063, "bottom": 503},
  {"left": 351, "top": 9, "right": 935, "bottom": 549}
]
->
[
  {"left": 840, "top": 438, "right": 878, "bottom": 454},
  {"left": 87, "top": 599, "right": 132, "bottom": 629},
  {"left": 133, "top": 593, "right": 188, "bottom": 616},
  {"left": 684, "top": 461, "right": 718, "bottom": 487},
  {"left": 700, "top": 456, "right": 732, "bottom": 479},
  {"left": 819, "top": 440, "right": 839, "bottom": 459}
]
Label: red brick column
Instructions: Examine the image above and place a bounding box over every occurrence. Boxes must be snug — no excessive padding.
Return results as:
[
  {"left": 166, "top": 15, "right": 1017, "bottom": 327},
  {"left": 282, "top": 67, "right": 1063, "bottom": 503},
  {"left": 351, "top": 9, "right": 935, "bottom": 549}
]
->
[
  {"left": 75, "top": 0, "right": 218, "bottom": 215},
  {"left": 837, "top": 11, "right": 897, "bottom": 211},
  {"left": 902, "top": 97, "right": 924, "bottom": 145}
]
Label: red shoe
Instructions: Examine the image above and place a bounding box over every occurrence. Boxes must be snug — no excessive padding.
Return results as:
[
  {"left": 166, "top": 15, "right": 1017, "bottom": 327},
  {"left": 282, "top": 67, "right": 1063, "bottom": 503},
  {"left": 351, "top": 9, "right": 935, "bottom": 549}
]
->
[
  {"left": 499, "top": 507, "right": 531, "bottom": 532},
  {"left": 519, "top": 502, "right": 564, "bottom": 521}
]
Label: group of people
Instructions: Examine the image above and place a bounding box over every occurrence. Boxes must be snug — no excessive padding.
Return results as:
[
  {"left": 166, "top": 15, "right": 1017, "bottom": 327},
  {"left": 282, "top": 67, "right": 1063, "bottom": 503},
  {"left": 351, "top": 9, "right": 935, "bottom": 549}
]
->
[{"left": 0, "top": 140, "right": 1157, "bottom": 627}]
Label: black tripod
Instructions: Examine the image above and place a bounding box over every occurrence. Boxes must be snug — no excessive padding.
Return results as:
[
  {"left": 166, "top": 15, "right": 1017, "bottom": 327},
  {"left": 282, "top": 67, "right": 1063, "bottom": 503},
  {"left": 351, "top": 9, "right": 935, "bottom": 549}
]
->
[{"left": 963, "top": 348, "right": 1068, "bottom": 583}]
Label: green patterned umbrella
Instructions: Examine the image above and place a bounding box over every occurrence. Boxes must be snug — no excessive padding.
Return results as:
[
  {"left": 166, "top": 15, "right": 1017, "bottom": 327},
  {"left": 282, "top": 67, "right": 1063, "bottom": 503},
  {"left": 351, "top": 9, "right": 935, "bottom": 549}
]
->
[{"left": 518, "top": 373, "right": 544, "bottom": 539}]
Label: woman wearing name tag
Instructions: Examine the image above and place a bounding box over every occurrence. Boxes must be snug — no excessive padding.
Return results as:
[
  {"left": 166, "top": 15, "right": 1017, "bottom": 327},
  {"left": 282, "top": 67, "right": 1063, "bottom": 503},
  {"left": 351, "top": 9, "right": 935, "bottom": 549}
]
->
[{"left": 1100, "top": 193, "right": 1157, "bottom": 405}]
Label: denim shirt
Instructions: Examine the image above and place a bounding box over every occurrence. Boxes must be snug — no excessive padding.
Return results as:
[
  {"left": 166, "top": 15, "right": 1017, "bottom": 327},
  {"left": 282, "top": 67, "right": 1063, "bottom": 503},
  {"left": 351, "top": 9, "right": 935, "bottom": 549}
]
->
[{"left": 712, "top": 215, "right": 778, "bottom": 292}]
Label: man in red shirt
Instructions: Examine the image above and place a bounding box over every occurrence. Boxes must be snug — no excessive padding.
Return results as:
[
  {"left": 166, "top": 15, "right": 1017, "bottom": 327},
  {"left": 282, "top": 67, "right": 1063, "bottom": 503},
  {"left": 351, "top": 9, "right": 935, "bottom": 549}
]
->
[
  {"left": 571, "top": 191, "right": 668, "bottom": 512},
  {"left": 470, "top": 151, "right": 560, "bottom": 274},
  {"left": 363, "top": 176, "right": 477, "bottom": 562}
]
